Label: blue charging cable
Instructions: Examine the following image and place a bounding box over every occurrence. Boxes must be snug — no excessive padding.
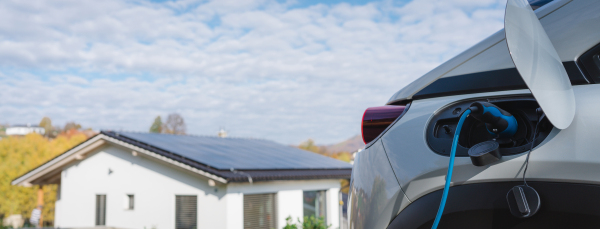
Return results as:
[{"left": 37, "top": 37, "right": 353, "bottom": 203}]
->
[{"left": 431, "top": 109, "right": 472, "bottom": 229}]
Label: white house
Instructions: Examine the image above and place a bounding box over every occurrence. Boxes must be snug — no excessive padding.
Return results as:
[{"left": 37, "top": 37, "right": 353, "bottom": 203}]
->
[
  {"left": 12, "top": 131, "right": 352, "bottom": 229},
  {"left": 6, "top": 124, "right": 45, "bottom": 136}
]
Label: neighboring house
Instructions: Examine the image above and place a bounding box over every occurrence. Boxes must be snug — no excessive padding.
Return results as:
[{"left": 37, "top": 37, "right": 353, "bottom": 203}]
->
[
  {"left": 6, "top": 124, "right": 45, "bottom": 136},
  {"left": 12, "top": 131, "right": 352, "bottom": 229}
]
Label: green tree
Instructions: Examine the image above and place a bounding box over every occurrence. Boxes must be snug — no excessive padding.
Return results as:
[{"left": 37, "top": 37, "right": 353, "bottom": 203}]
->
[{"left": 149, "top": 116, "right": 163, "bottom": 133}]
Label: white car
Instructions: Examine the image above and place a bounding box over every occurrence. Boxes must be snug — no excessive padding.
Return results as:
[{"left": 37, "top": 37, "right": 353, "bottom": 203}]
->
[{"left": 349, "top": 0, "right": 600, "bottom": 228}]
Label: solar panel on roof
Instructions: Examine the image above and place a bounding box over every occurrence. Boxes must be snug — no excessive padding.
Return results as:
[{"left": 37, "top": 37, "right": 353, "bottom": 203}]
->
[{"left": 117, "top": 132, "right": 352, "bottom": 170}]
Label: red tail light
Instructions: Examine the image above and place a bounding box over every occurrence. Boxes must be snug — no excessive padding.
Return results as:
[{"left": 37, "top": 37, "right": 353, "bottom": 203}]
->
[{"left": 362, "top": 105, "right": 407, "bottom": 144}]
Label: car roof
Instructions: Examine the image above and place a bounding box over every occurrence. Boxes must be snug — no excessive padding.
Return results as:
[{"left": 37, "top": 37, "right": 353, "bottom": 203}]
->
[{"left": 387, "top": 0, "right": 600, "bottom": 104}]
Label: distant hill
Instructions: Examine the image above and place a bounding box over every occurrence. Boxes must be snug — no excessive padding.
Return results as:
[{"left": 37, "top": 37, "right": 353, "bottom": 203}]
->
[{"left": 322, "top": 135, "right": 365, "bottom": 154}]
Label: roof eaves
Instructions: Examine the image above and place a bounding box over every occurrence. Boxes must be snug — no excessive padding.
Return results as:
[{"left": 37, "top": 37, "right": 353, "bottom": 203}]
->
[
  {"left": 223, "top": 169, "right": 352, "bottom": 183},
  {"left": 100, "top": 131, "right": 228, "bottom": 184}
]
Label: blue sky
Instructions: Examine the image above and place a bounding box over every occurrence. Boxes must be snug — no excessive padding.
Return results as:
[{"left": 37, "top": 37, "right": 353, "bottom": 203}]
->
[{"left": 0, "top": 0, "right": 506, "bottom": 144}]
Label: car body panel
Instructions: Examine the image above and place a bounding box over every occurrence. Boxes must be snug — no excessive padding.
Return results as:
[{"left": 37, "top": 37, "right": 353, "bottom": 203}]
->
[
  {"left": 350, "top": 0, "right": 600, "bottom": 228},
  {"left": 383, "top": 84, "right": 600, "bottom": 224},
  {"left": 387, "top": 181, "right": 600, "bottom": 229},
  {"left": 382, "top": 89, "right": 535, "bottom": 201},
  {"left": 348, "top": 140, "right": 411, "bottom": 229},
  {"left": 351, "top": 84, "right": 600, "bottom": 229}
]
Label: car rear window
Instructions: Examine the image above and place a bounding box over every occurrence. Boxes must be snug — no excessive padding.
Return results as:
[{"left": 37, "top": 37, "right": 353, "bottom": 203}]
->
[{"left": 528, "top": 0, "right": 554, "bottom": 10}]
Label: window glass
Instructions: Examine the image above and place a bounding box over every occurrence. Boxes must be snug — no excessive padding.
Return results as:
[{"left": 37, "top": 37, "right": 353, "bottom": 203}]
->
[
  {"left": 527, "top": 0, "right": 553, "bottom": 10},
  {"left": 576, "top": 42, "right": 600, "bottom": 83},
  {"left": 95, "top": 195, "right": 106, "bottom": 226},
  {"left": 303, "top": 190, "right": 327, "bottom": 222},
  {"left": 128, "top": 195, "right": 134, "bottom": 210}
]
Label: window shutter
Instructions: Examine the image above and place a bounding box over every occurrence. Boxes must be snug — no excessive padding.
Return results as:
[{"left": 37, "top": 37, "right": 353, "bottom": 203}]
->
[
  {"left": 95, "top": 195, "right": 106, "bottom": 226},
  {"left": 175, "top": 195, "right": 197, "bottom": 229},
  {"left": 244, "top": 193, "right": 277, "bottom": 229}
]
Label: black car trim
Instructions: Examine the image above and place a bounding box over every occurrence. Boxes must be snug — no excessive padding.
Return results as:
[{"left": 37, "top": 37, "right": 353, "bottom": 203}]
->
[
  {"left": 386, "top": 181, "right": 600, "bottom": 229},
  {"left": 412, "top": 61, "right": 588, "bottom": 101}
]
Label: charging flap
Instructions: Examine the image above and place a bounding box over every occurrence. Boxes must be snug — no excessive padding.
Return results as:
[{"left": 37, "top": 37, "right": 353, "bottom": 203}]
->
[{"left": 504, "top": 0, "right": 575, "bottom": 129}]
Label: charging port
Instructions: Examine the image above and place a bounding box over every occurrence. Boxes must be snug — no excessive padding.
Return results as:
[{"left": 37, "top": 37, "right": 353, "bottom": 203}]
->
[{"left": 426, "top": 96, "right": 553, "bottom": 157}]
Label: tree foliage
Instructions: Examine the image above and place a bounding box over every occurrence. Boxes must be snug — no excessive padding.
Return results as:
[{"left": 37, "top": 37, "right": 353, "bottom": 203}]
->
[
  {"left": 149, "top": 116, "right": 163, "bottom": 133},
  {"left": 38, "top": 117, "right": 52, "bottom": 137},
  {"left": 298, "top": 139, "right": 322, "bottom": 154},
  {"left": 0, "top": 133, "right": 87, "bottom": 224},
  {"left": 297, "top": 139, "right": 354, "bottom": 194},
  {"left": 298, "top": 139, "right": 352, "bottom": 162},
  {"left": 63, "top": 122, "right": 82, "bottom": 132},
  {"left": 163, "top": 113, "right": 186, "bottom": 135},
  {"left": 38, "top": 117, "right": 63, "bottom": 138}
]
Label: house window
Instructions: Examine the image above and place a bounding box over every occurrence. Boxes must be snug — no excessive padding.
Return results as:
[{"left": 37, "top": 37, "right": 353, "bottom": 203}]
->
[
  {"left": 126, "top": 194, "right": 134, "bottom": 210},
  {"left": 175, "top": 195, "right": 197, "bottom": 229},
  {"left": 243, "top": 193, "right": 277, "bottom": 229},
  {"left": 303, "top": 190, "right": 327, "bottom": 222},
  {"left": 96, "top": 195, "right": 107, "bottom": 226}
]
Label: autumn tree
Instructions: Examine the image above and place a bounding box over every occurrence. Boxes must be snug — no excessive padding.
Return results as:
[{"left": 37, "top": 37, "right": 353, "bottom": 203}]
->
[
  {"left": 298, "top": 139, "right": 329, "bottom": 155},
  {"left": 39, "top": 117, "right": 53, "bottom": 137},
  {"left": 0, "top": 133, "right": 88, "bottom": 225},
  {"left": 163, "top": 113, "right": 186, "bottom": 135},
  {"left": 63, "top": 122, "right": 81, "bottom": 132},
  {"left": 298, "top": 139, "right": 320, "bottom": 153},
  {"left": 149, "top": 116, "right": 163, "bottom": 133},
  {"left": 298, "top": 140, "right": 352, "bottom": 195}
]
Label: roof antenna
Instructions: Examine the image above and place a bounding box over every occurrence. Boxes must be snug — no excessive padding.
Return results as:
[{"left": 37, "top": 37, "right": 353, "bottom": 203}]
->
[{"left": 218, "top": 127, "right": 227, "bottom": 138}]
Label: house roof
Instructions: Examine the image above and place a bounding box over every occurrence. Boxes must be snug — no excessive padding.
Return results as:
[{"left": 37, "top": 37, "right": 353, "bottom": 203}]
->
[
  {"left": 10, "top": 124, "right": 42, "bottom": 128},
  {"left": 114, "top": 131, "right": 352, "bottom": 170},
  {"left": 12, "top": 131, "right": 352, "bottom": 186}
]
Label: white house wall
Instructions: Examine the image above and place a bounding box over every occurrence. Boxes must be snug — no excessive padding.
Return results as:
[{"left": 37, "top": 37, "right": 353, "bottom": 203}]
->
[
  {"left": 227, "top": 179, "right": 341, "bottom": 229},
  {"left": 56, "top": 145, "right": 227, "bottom": 229},
  {"left": 6, "top": 127, "right": 45, "bottom": 135},
  {"left": 224, "top": 193, "right": 243, "bottom": 229},
  {"left": 277, "top": 190, "right": 303, "bottom": 227},
  {"left": 54, "top": 143, "right": 343, "bottom": 229}
]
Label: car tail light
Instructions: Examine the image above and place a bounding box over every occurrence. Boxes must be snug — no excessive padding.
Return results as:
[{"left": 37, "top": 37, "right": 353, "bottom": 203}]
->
[{"left": 362, "top": 105, "right": 407, "bottom": 144}]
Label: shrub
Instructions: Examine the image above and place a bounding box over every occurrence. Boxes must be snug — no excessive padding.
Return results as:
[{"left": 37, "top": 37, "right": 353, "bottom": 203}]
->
[{"left": 283, "top": 215, "right": 330, "bottom": 229}]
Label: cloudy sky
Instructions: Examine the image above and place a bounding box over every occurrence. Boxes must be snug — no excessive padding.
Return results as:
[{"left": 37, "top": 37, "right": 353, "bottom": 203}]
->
[{"left": 0, "top": 0, "right": 507, "bottom": 144}]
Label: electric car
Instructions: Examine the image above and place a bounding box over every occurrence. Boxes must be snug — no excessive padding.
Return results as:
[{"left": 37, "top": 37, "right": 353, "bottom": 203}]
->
[{"left": 349, "top": 0, "right": 600, "bottom": 228}]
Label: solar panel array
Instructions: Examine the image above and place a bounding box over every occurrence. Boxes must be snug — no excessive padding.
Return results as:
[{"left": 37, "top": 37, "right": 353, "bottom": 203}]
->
[{"left": 118, "top": 132, "right": 353, "bottom": 170}]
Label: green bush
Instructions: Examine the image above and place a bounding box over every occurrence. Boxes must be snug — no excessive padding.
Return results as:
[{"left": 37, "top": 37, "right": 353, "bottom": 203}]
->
[
  {"left": 283, "top": 216, "right": 330, "bottom": 229},
  {"left": 283, "top": 216, "right": 298, "bottom": 229}
]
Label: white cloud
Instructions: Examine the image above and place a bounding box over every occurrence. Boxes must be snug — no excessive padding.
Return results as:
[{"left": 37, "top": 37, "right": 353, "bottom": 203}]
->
[{"left": 0, "top": 0, "right": 505, "bottom": 144}]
